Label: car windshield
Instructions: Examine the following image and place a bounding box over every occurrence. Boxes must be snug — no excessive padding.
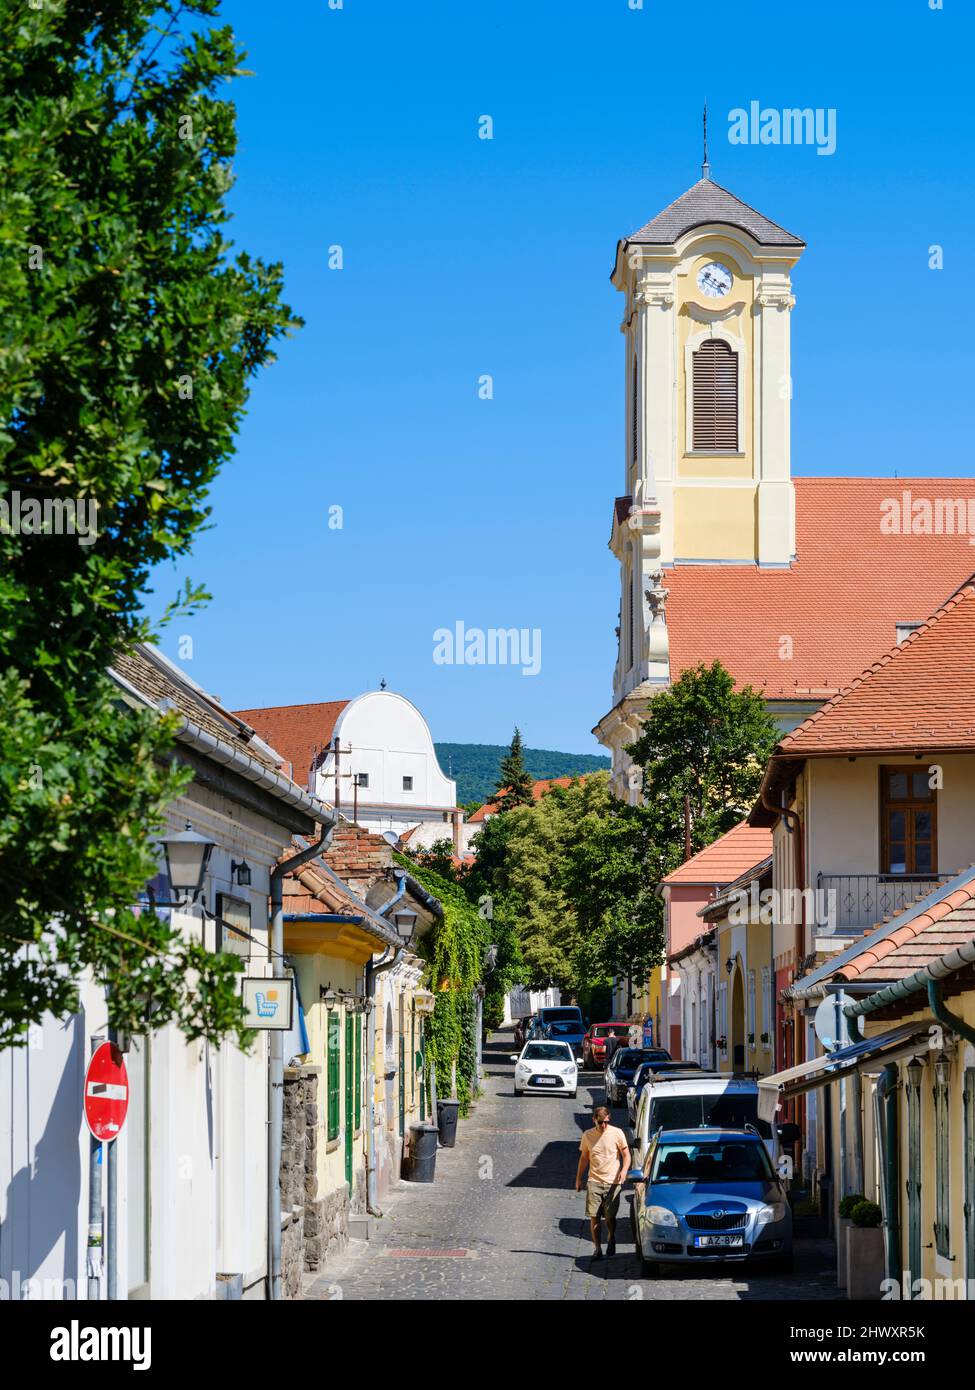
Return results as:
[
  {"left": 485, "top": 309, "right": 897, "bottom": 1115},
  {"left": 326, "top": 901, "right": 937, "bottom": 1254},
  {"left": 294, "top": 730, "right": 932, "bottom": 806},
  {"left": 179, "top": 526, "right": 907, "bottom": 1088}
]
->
[
  {"left": 542, "top": 1009, "right": 582, "bottom": 1023},
  {"left": 547, "top": 1021, "right": 580, "bottom": 1036},
  {"left": 523, "top": 1044, "right": 572, "bottom": 1061},
  {"left": 592, "top": 1025, "right": 624, "bottom": 1036},
  {"left": 650, "top": 1139, "right": 775, "bottom": 1184},
  {"left": 650, "top": 1092, "right": 771, "bottom": 1139},
  {"left": 617, "top": 1049, "right": 666, "bottom": 1069}
]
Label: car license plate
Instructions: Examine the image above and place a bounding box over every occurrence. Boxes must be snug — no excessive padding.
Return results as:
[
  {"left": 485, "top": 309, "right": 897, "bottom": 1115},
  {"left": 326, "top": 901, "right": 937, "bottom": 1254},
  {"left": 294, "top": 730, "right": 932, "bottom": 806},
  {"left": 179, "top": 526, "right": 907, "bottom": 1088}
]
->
[
  {"left": 694, "top": 1234, "right": 743, "bottom": 1248},
  {"left": 535, "top": 1076, "right": 557, "bottom": 1085}
]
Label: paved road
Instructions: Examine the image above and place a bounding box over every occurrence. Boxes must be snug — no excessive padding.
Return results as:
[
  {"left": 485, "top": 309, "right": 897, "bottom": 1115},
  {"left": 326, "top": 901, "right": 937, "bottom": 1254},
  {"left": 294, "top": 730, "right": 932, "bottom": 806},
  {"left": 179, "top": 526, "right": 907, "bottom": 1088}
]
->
[{"left": 305, "top": 1028, "right": 844, "bottom": 1302}]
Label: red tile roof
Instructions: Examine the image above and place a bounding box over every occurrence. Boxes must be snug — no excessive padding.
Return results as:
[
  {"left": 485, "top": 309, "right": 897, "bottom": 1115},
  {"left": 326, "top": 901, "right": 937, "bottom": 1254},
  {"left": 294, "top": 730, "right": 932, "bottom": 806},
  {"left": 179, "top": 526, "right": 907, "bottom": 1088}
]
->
[
  {"left": 664, "top": 479, "right": 975, "bottom": 700},
  {"left": 467, "top": 776, "right": 585, "bottom": 823},
  {"left": 778, "top": 582, "right": 975, "bottom": 756},
  {"left": 232, "top": 700, "right": 349, "bottom": 782},
  {"left": 832, "top": 879, "right": 975, "bottom": 983},
  {"left": 660, "top": 820, "right": 773, "bottom": 887}
]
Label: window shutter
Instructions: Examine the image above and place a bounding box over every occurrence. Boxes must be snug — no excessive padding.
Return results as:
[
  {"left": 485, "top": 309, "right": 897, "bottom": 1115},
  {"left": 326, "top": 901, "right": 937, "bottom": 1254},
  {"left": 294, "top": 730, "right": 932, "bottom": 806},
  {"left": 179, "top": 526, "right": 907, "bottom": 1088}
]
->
[
  {"left": 327, "top": 1012, "right": 340, "bottom": 1141},
  {"left": 692, "top": 339, "right": 738, "bottom": 451}
]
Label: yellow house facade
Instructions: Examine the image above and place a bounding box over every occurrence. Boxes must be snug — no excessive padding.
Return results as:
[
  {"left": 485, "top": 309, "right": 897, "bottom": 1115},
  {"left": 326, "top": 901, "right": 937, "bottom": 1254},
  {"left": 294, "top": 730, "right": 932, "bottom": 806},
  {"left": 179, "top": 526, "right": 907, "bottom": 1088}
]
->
[{"left": 700, "top": 856, "right": 776, "bottom": 1078}]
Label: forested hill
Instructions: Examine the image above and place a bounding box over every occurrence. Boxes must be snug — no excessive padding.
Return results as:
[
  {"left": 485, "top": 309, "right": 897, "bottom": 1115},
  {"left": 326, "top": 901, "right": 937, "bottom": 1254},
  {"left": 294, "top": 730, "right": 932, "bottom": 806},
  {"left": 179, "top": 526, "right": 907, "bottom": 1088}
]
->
[{"left": 434, "top": 743, "right": 610, "bottom": 808}]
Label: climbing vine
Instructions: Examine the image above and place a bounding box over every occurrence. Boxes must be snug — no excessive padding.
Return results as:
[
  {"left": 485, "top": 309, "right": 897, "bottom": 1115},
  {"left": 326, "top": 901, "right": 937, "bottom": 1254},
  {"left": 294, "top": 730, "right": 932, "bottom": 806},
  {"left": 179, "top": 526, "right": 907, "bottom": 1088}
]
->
[{"left": 395, "top": 854, "right": 484, "bottom": 1117}]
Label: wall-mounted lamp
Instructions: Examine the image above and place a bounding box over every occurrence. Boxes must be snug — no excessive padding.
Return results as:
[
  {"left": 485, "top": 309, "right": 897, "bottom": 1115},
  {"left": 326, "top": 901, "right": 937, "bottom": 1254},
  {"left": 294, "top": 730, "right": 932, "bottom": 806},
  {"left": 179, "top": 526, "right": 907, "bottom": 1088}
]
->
[
  {"left": 393, "top": 906, "right": 418, "bottom": 944},
  {"left": 160, "top": 822, "right": 215, "bottom": 904},
  {"left": 906, "top": 1055, "right": 924, "bottom": 1088},
  {"left": 725, "top": 956, "right": 735, "bottom": 975},
  {"left": 320, "top": 986, "right": 338, "bottom": 1009},
  {"left": 231, "top": 859, "right": 252, "bottom": 887},
  {"left": 934, "top": 1054, "right": 951, "bottom": 1088}
]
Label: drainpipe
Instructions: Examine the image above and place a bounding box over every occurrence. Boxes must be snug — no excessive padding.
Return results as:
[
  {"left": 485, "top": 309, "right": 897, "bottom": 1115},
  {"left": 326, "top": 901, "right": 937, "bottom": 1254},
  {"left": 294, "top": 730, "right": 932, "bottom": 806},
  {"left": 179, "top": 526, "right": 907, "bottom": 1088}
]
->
[
  {"left": 365, "top": 946, "right": 405, "bottom": 1217},
  {"left": 267, "top": 816, "right": 335, "bottom": 1302},
  {"left": 874, "top": 1063, "right": 901, "bottom": 1285},
  {"left": 926, "top": 978, "right": 975, "bottom": 1048}
]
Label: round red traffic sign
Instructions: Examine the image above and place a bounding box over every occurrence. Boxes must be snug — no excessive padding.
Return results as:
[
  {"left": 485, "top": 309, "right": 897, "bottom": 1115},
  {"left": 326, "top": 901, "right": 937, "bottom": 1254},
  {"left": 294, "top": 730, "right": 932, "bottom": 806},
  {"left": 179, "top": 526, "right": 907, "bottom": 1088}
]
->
[{"left": 84, "top": 1041, "right": 129, "bottom": 1143}]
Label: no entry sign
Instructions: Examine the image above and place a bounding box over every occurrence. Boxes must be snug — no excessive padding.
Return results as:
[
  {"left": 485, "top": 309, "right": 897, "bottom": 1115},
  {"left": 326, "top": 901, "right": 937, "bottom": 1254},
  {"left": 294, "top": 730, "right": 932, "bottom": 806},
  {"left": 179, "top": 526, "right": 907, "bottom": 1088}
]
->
[{"left": 84, "top": 1041, "right": 129, "bottom": 1142}]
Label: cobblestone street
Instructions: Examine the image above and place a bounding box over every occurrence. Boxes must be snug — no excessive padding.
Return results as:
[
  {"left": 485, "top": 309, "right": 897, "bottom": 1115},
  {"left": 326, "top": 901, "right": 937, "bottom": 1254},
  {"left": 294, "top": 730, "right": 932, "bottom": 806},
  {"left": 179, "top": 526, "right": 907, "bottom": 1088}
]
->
[{"left": 305, "top": 1030, "right": 845, "bottom": 1302}]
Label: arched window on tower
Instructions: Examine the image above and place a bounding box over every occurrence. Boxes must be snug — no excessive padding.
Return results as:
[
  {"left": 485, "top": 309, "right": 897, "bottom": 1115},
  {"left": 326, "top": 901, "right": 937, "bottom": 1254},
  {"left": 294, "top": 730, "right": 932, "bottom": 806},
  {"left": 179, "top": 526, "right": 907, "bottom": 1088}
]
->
[{"left": 692, "top": 339, "right": 738, "bottom": 451}]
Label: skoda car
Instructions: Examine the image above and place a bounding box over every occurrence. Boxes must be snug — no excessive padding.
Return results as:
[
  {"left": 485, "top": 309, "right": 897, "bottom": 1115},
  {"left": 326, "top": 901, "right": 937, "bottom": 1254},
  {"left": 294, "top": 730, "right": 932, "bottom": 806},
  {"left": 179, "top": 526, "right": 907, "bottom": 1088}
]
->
[
  {"left": 630, "top": 1128, "right": 792, "bottom": 1275},
  {"left": 510, "top": 1040, "right": 582, "bottom": 1098}
]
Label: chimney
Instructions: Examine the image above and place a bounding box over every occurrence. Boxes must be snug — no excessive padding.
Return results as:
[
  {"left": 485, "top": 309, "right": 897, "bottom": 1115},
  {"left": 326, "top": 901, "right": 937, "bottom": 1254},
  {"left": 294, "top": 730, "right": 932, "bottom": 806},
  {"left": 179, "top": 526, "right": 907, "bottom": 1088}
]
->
[{"left": 451, "top": 809, "right": 463, "bottom": 860}]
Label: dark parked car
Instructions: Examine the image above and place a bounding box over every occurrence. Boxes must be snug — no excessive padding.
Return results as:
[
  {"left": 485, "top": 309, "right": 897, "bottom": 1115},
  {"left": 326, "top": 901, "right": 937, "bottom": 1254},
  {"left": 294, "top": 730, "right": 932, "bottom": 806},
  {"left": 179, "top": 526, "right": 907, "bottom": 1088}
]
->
[
  {"left": 627, "top": 1060, "right": 706, "bottom": 1124},
  {"left": 604, "top": 1047, "right": 672, "bottom": 1105}
]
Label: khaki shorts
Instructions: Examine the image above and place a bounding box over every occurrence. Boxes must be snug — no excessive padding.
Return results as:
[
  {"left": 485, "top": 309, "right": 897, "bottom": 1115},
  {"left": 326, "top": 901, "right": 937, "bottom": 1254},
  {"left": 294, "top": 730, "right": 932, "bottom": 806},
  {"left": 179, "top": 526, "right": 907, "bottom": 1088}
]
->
[{"left": 585, "top": 1180, "right": 621, "bottom": 1219}]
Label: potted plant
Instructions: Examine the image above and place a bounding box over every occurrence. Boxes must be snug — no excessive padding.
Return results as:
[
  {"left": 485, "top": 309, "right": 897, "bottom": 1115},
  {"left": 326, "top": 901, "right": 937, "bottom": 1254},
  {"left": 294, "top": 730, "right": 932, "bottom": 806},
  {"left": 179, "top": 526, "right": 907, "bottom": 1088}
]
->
[
  {"left": 836, "top": 1192, "right": 864, "bottom": 1289},
  {"left": 846, "top": 1200, "right": 884, "bottom": 1301}
]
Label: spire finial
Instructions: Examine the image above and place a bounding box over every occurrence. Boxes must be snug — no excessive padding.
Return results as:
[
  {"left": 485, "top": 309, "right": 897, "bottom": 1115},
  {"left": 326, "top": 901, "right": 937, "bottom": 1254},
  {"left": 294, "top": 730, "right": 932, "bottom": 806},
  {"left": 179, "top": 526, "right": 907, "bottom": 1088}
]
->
[{"left": 702, "top": 100, "right": 711, "bottom": 181}]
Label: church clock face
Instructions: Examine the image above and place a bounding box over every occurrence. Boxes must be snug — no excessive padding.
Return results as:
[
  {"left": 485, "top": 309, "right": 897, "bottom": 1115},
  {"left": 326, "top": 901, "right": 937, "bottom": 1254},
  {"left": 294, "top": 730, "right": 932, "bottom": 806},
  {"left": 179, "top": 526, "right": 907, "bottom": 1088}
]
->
[{"left": 697, "top": 261, "right": 733, "bottom": 298}]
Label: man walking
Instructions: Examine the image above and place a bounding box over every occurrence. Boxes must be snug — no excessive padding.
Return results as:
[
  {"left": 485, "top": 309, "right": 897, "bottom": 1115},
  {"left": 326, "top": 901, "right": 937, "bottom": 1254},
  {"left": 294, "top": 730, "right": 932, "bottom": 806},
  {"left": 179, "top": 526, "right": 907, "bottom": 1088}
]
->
[{"left": 576, "top": 1104, "right": 630, "bottom": 1262}]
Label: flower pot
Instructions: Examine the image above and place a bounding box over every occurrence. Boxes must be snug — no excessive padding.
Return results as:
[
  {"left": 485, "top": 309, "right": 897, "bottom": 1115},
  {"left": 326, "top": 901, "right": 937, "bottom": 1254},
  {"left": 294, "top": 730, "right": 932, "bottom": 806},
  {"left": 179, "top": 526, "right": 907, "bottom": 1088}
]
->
[
  {"left": 846, "top": 1224, "right": 885, "bottom": 1300},
  {"left": 836, "top": 1217, "right": 851, "bottom": 1288}
]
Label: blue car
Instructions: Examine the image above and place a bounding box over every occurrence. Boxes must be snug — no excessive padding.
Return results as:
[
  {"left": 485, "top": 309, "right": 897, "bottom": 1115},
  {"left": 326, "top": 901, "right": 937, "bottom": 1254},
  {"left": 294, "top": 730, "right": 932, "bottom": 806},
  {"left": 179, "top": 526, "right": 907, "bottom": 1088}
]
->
[
  {"left": 542, "top": 1019, "right": 586, "bottom": 1056},
  {"left": 630, "top": 1128, "right": 793, "bottom": 1276}
]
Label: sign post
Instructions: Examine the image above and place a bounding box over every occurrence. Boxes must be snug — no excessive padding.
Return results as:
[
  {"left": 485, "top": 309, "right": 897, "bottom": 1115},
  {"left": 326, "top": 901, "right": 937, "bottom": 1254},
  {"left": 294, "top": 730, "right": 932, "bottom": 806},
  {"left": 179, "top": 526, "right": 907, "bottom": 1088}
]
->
[{"left": 84, "top": 1039, "right": 129, "bottom": 1300}]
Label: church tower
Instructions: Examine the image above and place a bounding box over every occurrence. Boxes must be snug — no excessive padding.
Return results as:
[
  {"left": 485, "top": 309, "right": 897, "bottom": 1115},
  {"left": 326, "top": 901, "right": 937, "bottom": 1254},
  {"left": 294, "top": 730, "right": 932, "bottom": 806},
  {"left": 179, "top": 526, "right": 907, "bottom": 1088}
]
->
[{"left": 595, "top": 174, "right": 805, "bottom": 800}]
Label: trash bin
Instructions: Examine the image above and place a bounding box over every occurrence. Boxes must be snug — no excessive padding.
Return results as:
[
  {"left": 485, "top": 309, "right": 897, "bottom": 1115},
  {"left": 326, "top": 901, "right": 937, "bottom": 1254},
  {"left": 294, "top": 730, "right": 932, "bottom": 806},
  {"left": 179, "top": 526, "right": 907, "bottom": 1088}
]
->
[
  {"left": 436, "top": 1099, "right": 460, "bottom": 1149},
  {"left": 405, "top": 1123, "right": 439, "bottom": 1183}
]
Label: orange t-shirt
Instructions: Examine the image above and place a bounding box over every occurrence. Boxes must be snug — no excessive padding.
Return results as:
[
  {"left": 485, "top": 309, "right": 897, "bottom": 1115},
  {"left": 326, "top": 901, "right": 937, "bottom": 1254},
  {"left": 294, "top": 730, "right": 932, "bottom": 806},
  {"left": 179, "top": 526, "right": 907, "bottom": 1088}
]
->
[{"left": 580, "top": 1125, "right": 629, "bottom": 1183}]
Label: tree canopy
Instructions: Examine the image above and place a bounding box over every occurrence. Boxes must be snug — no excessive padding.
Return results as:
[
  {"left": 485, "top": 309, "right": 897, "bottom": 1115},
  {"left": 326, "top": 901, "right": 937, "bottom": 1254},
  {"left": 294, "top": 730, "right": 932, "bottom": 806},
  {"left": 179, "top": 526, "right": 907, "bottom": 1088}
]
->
[{"left": 0, "top": 0, "right": 299, "bottom": 1046}]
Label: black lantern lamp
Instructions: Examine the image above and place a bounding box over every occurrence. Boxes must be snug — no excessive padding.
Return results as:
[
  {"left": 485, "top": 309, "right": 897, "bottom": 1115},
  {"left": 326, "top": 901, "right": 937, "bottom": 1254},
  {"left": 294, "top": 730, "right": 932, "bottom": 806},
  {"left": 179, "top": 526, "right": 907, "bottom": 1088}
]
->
[
  {"left": 161, "top": 822, "right": 215, "bottom": 904},
  {"left": 231, "top": 859, "right": 252, "bottom": 887},
  {"left": 392, "top": 905, "right": 418, "bottom": 944}
]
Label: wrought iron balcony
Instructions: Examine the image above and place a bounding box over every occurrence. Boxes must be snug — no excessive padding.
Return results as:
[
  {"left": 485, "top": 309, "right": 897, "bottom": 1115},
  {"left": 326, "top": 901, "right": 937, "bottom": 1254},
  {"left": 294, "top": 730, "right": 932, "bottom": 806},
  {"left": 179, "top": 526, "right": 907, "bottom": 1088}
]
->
[{"left": 816, "top": 872, "right": 954, "bottom": 933}]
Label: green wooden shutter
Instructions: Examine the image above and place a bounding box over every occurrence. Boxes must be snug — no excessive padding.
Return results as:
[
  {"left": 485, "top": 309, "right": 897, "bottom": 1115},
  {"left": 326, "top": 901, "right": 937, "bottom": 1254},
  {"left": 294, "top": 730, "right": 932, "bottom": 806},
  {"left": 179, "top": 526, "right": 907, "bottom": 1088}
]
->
[
  {"left": 344, "top": 1013, "right": 354, "bottom": 1188},
  {"left": 327, "top": 1011, "right": 340, "bottom": 1141},
  {"left": 907, "top": 1076, "right": 922, "bottom": 1290},
  {"left": 934, "top": 1072, "right": 950, "bottom": 1258},
  {"left": 964, "top": 1068, "right": 975, "bottom": 1282},
  {"left": 354, "top": 1013, "right": 362, "bottom": 1130}
]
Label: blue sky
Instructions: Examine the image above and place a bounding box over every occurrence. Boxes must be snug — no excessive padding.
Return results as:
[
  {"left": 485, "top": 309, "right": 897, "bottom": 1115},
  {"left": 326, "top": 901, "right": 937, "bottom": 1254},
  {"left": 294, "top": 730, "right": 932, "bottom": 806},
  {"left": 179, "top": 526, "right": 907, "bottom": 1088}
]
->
[{"left": 146, "top": 0, "right": 973, "bottom": 755}]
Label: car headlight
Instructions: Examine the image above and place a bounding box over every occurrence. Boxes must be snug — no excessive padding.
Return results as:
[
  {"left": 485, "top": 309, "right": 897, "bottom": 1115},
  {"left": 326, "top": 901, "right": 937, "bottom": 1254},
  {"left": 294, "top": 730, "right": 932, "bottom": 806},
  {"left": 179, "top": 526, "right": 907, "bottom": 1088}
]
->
[
  {"left": 758, "top": 1202, "right": 787, "bottom": 1223},
  {"left": 516, "top": 1063, "right": 529, "bottom": 1073},
  {"left": 563, "top": 1064, "right": 577, "bottom": 1076},
  {"left": 647, "top": 1205, "right": 679, "bottom": 1228}
]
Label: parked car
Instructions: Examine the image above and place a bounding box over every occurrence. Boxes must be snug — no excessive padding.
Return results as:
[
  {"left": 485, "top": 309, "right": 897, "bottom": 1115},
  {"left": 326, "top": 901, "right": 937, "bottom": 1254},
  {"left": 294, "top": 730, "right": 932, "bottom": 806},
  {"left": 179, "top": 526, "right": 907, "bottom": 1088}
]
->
[
  {"left": 604, "top": 1047, "right": 672, "bottom": 1105},
  {"left": 582, "top": 1022, "right": 630, "bottom": 1070},
  {"left": 543, "top": 1018, "right": 587, "bottom": 1056},
  {"left": 630, "top": 1073, "right": 778, "bottom": 1163},
  {"left": 626, "top": 1060, "right": 705, "bottom": 1125},
  {"left": 513, "top": 1014, "right": 536, "bottom": 1049},
  {"left": 510, "top": 1040, "right": 582, "bottom": 1098},
  {"left": 630, "top": 1127, "right": 793, "bottom": 1275}
]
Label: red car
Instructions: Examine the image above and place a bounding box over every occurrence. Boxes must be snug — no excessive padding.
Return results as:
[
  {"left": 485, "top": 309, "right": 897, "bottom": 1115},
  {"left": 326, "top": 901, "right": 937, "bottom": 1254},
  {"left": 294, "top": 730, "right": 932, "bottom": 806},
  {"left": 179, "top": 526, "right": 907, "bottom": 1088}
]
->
[{"left": 582, "top": 1022, "right": 631, "bottom": 1070}]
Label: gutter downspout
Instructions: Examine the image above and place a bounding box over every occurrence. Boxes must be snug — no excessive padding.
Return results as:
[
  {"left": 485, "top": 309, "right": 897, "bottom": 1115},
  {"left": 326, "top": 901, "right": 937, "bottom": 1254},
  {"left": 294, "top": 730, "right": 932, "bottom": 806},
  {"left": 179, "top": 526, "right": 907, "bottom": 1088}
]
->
[
  {"left": 926, "top": 977, "right": 975, "bottom": 1049},
  {"left": 365, "top": 946, "right": 405, "bottom": 1217},
  {"left": 268, "top": 817, "right": 336, "bottom": 1302}
]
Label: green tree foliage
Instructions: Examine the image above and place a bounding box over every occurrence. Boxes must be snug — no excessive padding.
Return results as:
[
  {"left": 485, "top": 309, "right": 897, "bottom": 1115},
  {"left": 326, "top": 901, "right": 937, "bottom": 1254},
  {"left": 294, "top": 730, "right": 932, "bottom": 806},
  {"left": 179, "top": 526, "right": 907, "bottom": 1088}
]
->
[
  {"left": 0, "top": 0, "right": 300, "bottom": 1046},
  {"left": 626, "top": 660, "right": 779, "bottom": 871},
  {"left": 434, "top": 742, "right": 608, "bottom": 807},
  {"left": 491, "top": 727, "right": 535, "bottom": 813}
]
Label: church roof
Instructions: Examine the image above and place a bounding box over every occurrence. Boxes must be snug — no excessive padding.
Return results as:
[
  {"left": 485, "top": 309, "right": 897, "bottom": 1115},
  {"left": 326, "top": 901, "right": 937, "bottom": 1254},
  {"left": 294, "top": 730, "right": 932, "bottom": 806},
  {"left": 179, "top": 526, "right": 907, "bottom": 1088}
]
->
[
  {"left": 625, "top": 178, "right": 805, "bottom": 249},
  {"left": 663, "top": 478, "right": 975, "bottom": 702},
  {"left": 777, "top": 581, "right": 975, "bottom": 757}
]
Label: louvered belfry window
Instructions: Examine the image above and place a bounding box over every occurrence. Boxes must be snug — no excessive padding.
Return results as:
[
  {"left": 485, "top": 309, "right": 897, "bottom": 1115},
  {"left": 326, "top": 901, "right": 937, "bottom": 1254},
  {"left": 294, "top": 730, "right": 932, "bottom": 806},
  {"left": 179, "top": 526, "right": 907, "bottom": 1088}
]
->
[{"left": 692, "top": 339, "right": 738, "bottom": 451}]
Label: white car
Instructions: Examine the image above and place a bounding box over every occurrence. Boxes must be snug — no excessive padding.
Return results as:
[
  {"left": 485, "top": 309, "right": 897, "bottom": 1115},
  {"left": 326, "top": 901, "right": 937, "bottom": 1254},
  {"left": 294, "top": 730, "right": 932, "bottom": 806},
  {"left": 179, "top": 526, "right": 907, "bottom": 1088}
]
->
[{"left": 510, "top": 1040, "right": 582, "bottom": 1097}]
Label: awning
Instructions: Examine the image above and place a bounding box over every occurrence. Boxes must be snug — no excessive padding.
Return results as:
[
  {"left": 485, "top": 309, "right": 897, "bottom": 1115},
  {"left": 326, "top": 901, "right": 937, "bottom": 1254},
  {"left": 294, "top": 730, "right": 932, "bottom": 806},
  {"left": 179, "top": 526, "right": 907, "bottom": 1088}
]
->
[{"left": 757, "top": 1020, "right": 944, "bottom": 1123}]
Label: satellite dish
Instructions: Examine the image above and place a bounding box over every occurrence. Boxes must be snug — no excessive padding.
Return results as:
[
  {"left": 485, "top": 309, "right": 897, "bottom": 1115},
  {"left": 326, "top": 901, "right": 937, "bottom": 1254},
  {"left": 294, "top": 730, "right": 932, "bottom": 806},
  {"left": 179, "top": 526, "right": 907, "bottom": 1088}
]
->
[
  {"left": 382, "top": 831, "right": 400, "bottom": 847},
  {"left": 813, "top": 993, "right": 850, "bottom": 1052}
]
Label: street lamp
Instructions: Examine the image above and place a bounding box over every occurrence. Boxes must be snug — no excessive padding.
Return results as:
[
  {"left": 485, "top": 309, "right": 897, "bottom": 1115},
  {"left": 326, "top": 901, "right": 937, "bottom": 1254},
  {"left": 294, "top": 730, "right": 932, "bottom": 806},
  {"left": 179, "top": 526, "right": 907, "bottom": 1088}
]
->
[
  {"left": 320, "top": 986, "right": 338, "bottom": 1010},
  {"left": 231, "top": 859, "right": 252, "bottom": 887},
  {"left": 906, "top": 1055, "right": 924, "bottom": 1088},
  {"left": 934, "top": 1054, "right": 951, "bottom": 1088},
  {"left": 161, "top": 823, "right": 215, "bottom": 904},
  {"left": 392, "top": 906, "right": 418, "bottom": 944}
]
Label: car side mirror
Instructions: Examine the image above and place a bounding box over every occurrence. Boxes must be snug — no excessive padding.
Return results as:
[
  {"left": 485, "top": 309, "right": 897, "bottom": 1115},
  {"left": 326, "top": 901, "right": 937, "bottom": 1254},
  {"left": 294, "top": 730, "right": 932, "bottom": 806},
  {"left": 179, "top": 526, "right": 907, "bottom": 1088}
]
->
[
  {"left": 509, "top": 1054, "right": 519, "bottom": 1062},
  {"left": 628, "top": 1170, "right": 644, "bottom": 1183},
  {"left": 777, "top": 1122, "right": 801, "bottom": 1146},
  {"left": 575, "top": 1059, "right": 582, "bottom": 1067}
]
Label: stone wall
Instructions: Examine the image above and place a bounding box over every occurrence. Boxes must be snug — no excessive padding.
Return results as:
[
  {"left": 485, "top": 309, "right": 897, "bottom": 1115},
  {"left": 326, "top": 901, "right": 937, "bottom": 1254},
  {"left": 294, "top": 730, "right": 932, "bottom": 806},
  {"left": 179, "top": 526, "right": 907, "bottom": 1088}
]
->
[{"left": 280, "top": 1065, "right": 350, "bottom": 1293}]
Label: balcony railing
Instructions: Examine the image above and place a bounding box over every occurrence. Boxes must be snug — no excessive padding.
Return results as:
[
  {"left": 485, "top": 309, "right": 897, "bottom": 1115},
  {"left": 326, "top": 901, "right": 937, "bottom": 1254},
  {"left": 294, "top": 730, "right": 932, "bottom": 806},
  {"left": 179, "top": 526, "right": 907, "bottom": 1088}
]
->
[{"left": 816, "top": 873, "right": 954, "bottom": 933}]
